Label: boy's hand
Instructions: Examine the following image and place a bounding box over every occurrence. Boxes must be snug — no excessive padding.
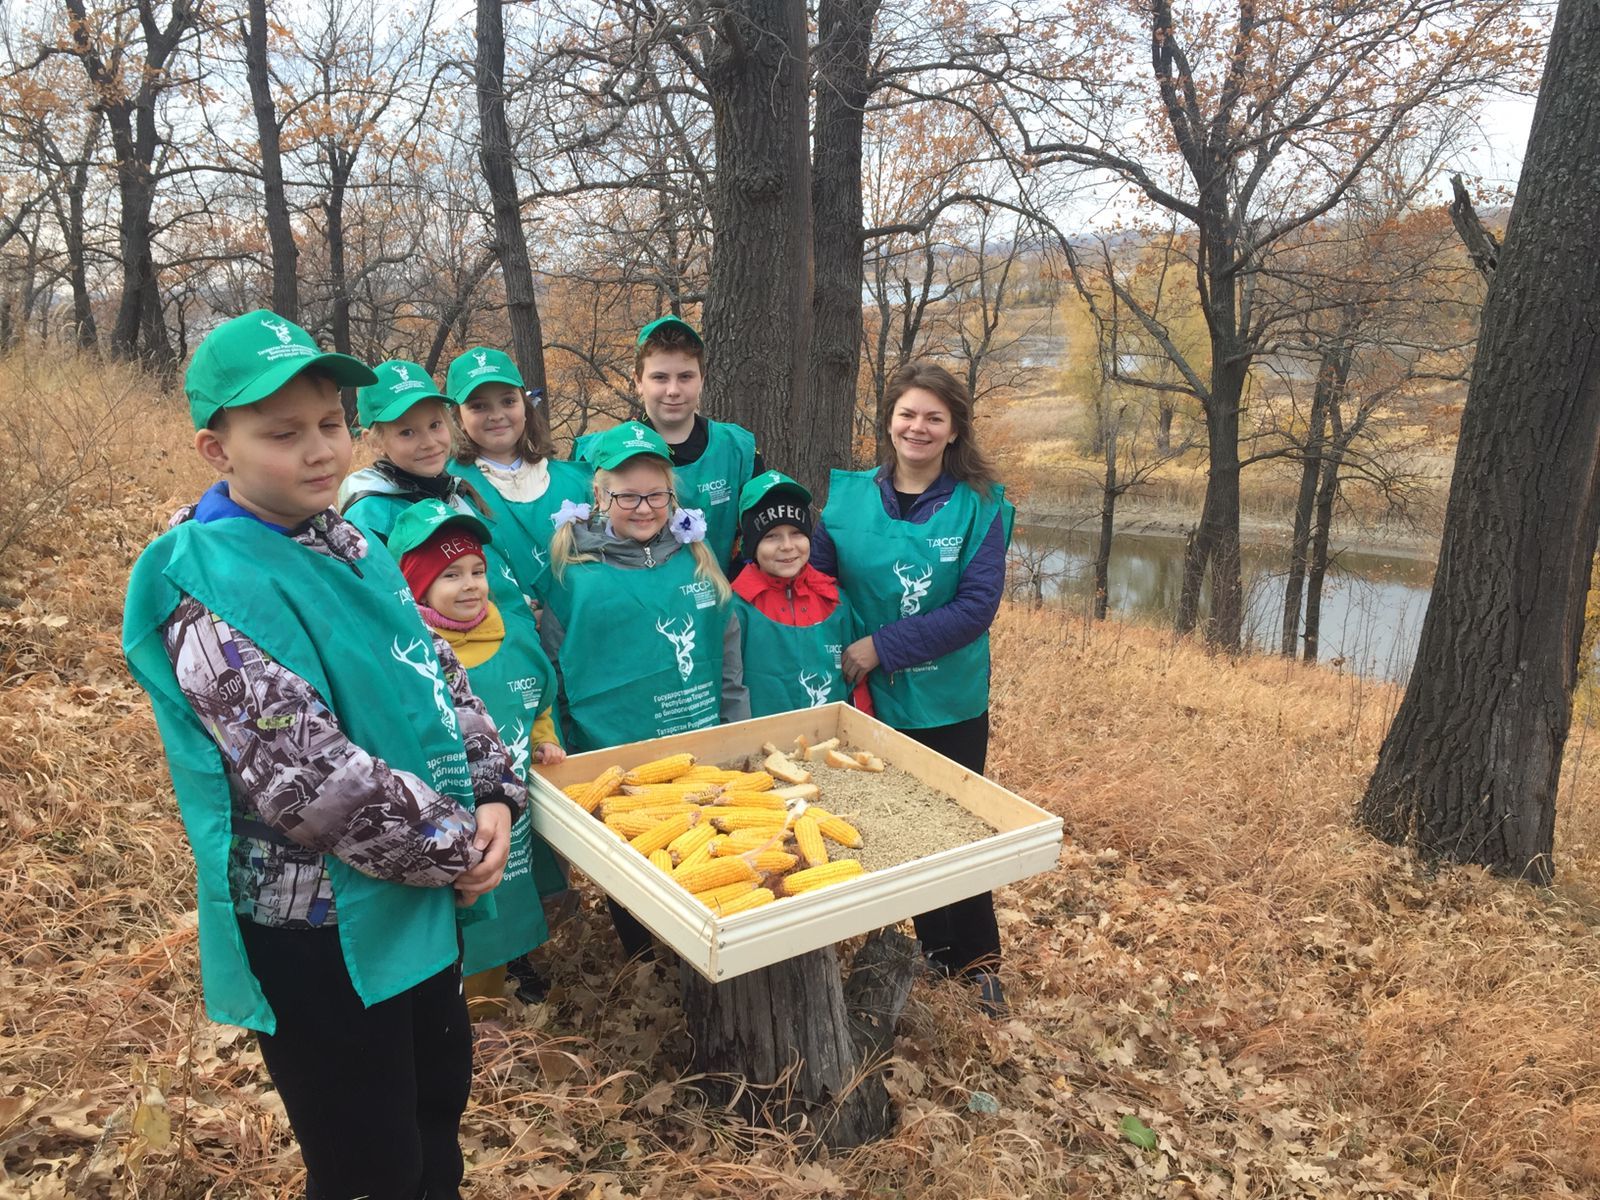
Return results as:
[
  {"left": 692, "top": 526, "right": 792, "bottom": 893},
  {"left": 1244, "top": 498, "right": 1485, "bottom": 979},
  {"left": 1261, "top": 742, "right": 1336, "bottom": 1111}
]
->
[
  {"left": 842, "top": 636, "right": 880, "bottom": 685},
  {"left": 535, "top": 742, "right": 566, "bottom": 765},
  {"left": 454, "top": 802, "right": 512, "bottom": 906}
]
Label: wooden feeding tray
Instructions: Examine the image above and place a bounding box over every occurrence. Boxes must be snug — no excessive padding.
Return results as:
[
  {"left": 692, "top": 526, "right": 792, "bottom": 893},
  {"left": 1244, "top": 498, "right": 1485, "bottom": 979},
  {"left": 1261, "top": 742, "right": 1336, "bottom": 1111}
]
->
[{"left": 528, "top": 703, "right": 1064, "bottom": 982}]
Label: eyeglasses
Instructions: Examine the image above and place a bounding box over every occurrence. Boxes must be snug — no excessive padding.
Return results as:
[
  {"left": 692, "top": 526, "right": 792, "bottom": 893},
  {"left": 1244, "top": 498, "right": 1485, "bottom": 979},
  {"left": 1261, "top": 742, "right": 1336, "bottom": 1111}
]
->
[{"left": 604, "top": 489, "right": 672, "bottom": 511}]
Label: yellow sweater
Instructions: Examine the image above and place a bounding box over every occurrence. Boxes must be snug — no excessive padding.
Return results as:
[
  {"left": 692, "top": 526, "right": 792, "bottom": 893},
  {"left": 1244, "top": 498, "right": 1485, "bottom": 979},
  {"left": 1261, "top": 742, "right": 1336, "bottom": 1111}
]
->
[{"left": 431, "top": 603, "right": 559, "bottom": 750}]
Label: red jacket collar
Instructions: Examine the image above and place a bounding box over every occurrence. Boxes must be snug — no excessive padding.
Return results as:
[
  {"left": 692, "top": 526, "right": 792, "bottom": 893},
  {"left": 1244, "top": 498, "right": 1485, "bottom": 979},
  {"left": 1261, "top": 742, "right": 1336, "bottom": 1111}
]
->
[{"left": 732, "top": 561, "right": 838, "bottom": 604}]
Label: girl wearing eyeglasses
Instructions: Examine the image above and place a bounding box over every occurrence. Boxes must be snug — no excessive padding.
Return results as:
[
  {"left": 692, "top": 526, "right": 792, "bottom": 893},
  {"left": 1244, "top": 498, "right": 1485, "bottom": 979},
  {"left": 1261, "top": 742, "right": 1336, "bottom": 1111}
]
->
[
  {"left": 542, "top": 422, "right": 749, "bottom": 960},
  {"left": 444, "top": 346, "right": 594, "bottom": 601}
]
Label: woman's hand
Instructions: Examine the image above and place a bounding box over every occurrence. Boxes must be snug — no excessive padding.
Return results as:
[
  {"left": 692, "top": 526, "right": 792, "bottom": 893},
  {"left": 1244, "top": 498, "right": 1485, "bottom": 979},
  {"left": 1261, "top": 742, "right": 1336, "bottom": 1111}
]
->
[
  {"left": 536, "top": 742, "right": 566, "bottom": 765},
  {"left": 842, "top": 635, "right": 881, "bottom": 685},
  {"left": 455, "top": 802, "right": 512, "bottom": 906}
]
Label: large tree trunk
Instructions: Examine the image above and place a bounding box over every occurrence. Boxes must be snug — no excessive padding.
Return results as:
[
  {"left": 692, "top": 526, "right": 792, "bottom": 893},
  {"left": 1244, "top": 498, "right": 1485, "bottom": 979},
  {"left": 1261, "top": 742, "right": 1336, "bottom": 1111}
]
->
[
  {"left": 702, "top": 0, "right": 814, "bottom": 483},
  {"left": 1176, "top": 355, "right": 1245, "bottom": 647},
  {"left": 476, "top": 0, "right": 548, "bottom": 394},
  {"left": 64, "top": 118, "right": 99, "bottom": 349},
  {"left": 1358, "top": 0, "right": 1600, "bottom": 884},
  {"left": 809, "top": 0, "right": 880, "bottom": 489},
  {"left": 324, "top": 165, "right": 351, "bottom": 355},
  {"left": 246, "top": 0, "right": 299, "bottom": 321},
  {"left": 682, "top": 931, "right": 919, "bottom": 1150}
]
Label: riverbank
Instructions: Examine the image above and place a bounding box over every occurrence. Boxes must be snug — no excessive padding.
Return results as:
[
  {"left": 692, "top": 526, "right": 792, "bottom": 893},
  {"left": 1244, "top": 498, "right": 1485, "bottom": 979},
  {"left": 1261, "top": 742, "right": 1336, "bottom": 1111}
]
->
[{"left": 1018, "top": 496, "right": 1444, "bottom": 565}]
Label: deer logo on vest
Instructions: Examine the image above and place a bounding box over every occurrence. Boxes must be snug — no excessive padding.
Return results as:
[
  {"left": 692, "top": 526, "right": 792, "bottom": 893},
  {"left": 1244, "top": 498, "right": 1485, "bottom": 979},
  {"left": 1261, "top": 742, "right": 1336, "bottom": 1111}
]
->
[
  {"left": 390, "top": 636, "right": 458, "bottom": 738},
  {"left": 893, "top": 560, "right": 934, "bottom": 617},
  {"left": 656, "top": 615, "right": 696, "bottom": 681}
]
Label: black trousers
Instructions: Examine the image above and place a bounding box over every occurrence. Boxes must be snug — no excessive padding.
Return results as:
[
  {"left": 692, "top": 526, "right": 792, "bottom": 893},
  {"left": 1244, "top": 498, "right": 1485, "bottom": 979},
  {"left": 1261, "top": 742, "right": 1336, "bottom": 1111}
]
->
[
  {"left": 239, "top": 921, "right": 472, "bottom": 1200},
  {"left": 901, "top": 711, "right": 1003, "bottom": 977}
]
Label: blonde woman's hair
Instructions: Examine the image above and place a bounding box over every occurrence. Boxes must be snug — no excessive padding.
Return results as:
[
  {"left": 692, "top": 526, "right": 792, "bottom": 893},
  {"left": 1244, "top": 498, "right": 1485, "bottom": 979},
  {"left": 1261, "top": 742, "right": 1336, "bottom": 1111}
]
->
[{"left": 550, "top": 462, "right": 731, "bottom": 604}]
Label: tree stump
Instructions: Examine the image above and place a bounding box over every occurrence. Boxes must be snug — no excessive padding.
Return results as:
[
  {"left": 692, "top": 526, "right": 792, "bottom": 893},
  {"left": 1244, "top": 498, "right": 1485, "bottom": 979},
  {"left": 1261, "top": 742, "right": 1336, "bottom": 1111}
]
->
[{"left": 680, "top": 929, "right": 921, "bottom": 1149}]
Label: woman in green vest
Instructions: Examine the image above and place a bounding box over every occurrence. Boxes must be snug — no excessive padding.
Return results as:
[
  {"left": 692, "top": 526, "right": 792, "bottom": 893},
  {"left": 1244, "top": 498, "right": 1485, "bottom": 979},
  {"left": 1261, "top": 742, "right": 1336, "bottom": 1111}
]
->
[
  {"left": 543, "top": 421, "right": 750, "bottom": 957},
  {"left": 810, "top": 361, "right": 1015, "bottom": 1014},
  {"left": 390, "top": 500, "right": 569, "bottom": 1008},
  {"left": 445, "top": 346, "right": 594, "bottom": 600}
]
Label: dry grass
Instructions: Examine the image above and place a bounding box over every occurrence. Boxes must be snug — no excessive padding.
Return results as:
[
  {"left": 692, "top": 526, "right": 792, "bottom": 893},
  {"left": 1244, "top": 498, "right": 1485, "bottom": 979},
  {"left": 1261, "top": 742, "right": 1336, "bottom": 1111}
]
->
[{"left": 3, "top": 356, "right": 1600, "bottom": 1198}]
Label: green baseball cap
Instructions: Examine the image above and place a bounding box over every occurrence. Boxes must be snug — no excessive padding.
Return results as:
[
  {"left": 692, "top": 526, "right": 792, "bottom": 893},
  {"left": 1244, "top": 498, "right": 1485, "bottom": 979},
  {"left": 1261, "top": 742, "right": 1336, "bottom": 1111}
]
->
[
  {"left": 590, "top": 421, "right": 673, "bottom": 470},
  {"left": 738, "top": 469, "right": 812, "bottom": 516},
  {"left": 446, "top": 346, "right": 524, "bottom": 403},
  {"left": 637, "top": 315, "right": 703, "bottom": 347},
  {"left": 386, "top": 498, "right": 493, "bottom": 560},
  {"left": 357, "top": 359, "right": 453, "bottom": 428},
  {"left": 185, "top": 309, "right": 375, "bottom": 430}
]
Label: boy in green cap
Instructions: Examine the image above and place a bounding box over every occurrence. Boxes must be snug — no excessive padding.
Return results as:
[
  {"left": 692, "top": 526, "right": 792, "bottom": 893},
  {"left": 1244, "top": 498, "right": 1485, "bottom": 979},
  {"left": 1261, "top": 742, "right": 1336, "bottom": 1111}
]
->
[
  {"left": 572, "top": 317, "right": 762, "bottom": 570},
  {"left": 122, "top": 311, "right": 522, "bottom": 1198}
]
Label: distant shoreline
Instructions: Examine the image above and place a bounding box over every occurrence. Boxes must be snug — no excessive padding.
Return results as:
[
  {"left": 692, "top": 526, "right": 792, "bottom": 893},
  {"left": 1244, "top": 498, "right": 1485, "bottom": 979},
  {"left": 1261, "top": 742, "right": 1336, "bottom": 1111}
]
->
[{"left": 1016, "top": 502, "right": 1442, "bottom": 567}]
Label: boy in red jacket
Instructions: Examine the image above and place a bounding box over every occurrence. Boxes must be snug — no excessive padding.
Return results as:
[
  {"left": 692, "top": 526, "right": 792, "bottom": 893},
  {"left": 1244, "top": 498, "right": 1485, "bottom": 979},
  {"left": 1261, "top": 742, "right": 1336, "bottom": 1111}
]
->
[{"left": 730, "top": 472, "right": 872, "bottom": 716}]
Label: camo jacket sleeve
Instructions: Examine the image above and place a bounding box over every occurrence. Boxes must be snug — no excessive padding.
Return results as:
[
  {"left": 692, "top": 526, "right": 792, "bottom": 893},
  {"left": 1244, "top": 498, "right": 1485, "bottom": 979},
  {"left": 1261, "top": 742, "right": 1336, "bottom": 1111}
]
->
[{"left": 163, "top": 596, "right": 487, "bottom": 888}]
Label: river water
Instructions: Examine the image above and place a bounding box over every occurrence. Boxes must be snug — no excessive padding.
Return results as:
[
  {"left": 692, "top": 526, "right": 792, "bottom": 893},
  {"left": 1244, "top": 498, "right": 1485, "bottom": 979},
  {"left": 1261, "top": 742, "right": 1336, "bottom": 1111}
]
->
[{"left": 1010, "top": 523, "right": 1437, "bottom": 681}]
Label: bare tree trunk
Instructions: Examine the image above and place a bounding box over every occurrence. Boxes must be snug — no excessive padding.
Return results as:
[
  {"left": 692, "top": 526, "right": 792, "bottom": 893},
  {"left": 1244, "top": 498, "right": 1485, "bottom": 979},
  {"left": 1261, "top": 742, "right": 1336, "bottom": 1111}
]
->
[
  {"left": 1303, "top": 403, "right": 1345, "bottom": 663},
  {"left": 476, "top": 0, "right": 548, "bottom": 393},
  {"left": 63, "top": 0, "right": 190, "bottom": 367},
  {"left": 1156, "top": 399, "right": 1174, "bottom": 454},
  {"left": 1359, "top": 0, "right": 1600, "bottom": 884},
  {"left": 809, "top": 0, "right": 880, "bottom": 492},
  {"left": 1449, "top": 173, "right": 1500, "bottom": 282},
  {"left": 1094, "top": 406, "right": 1119, "bottom": 620},
  {"left": 1176, "top": 358, "right": 1244, "bottom": 646},
  {"left": 324, "top": 167, "right": 350, "bottom": 354},
  {"left": 1282, "top": 337, "right": 1345, "bottom": 655},
  {"left": 682, "top": 931, "right": 919, "bottom": 1150},
  {"left": 246, "top": 0, "right": 299, "bottom": 320},
  {"left": 702, "top": 0, "right": 814, "bottom": 483}
]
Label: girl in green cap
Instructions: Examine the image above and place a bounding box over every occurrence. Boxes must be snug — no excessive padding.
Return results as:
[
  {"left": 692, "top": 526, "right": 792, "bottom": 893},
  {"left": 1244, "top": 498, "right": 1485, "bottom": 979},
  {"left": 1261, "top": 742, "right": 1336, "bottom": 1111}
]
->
[
  {"left": 444, "top": 346, "right": 594, "bottom": 600},
  {"left": 542, "top": 421, "right": 750, "bottom": 959}
]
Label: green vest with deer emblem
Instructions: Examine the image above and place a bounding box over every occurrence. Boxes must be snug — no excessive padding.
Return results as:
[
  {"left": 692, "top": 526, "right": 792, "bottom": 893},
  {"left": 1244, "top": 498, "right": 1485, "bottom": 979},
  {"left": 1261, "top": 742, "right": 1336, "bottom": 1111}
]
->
[
  {"left": 542, "top": 549, "right": 727, "bottom": 751},
  {"left": 822, "top": 469, "right": 1013, "bottom": 730},
  {"left": 122, "top": 517, "right": 480, "bottom": 1033}
]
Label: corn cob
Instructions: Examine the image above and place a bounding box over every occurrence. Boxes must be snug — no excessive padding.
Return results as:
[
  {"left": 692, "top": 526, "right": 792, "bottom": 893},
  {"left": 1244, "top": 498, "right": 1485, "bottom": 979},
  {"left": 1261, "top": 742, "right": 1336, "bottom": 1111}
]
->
[
  {"left": 722, "top": 771, "right": 775, "bottom": 792},
  {"left": 562, "top": 783, "right": 588, "bottom": 800},
  {"left": 605, "top": 812, "right": 667, "bottom": 837},
  {"left": 674, "top": 857, "right": 759, "bottom": 894},
  {"left": 710, "top": 789, "right": 788, "bottom": 810},
  {"left": 623, "top": 753, "right": 696, "bottom": 786},
  {"left": 693, "top": 879, "right": 760, "bottom": 908},
  {"left": 806, "top": 809, "right": 863, "bottom": 849},
  {"left": 668, "top": 822, "right": 717, "bottom": 860},
  {"left": 676, "top": 765, "right": 727, "bottom": 782},
  {"left": 794, "top": 815, "right": 828, "bottom": 867},
  {"left": 745, "top": 849, "right": 798, "bottom": 874},
  {"left": 572, "top": 765, "right": 625, "bottom": 813},
  {"left": 602, "top": 790, "right": 704, "bottom": 816},
  {"left": 782, "top": 859, "right": 864, "bottom": 895},
  {"left": 648, "top": 849, "right": 674, "bottom": 873},
  {"left": 619, "top": 781, "right": 721, "bottom": 801},
  {"left": 674, "top": 839, "right": 717, "bottom": 874},
  {"left": 708, "top": 886, "right": 775, "bottom": 916},
  {"left": 710, "top": 807, "right": 791, "bottom": 832},
  {"left": 604, "top": 803, "right": 694, "bottom": 832},
  {"left": 712, "top": 828, "right": 789, "bottom": 854},
  {"left": 631, "top": 810, "right": 698, "bottom": 856}
]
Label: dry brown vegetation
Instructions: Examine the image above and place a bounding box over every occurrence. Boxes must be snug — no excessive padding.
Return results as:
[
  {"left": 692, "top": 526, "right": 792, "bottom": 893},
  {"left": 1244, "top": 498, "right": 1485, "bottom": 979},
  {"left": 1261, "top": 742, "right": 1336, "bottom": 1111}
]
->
[{"left": 3, "top": 359, "right": 1600, "bottom": 1198}]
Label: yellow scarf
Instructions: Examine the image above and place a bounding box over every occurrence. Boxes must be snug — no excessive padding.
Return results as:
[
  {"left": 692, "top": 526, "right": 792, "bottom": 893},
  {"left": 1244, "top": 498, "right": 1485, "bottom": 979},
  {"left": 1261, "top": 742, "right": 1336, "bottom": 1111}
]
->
[{"left": 430, "top": 602, "right": 505, "bottom": 668}]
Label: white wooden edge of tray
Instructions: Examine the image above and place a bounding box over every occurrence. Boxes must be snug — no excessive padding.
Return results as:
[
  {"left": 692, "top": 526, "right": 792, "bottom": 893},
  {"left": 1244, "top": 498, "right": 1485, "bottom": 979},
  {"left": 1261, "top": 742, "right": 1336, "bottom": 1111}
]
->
[{"left": 528, "top": 703, "right": 1065, "bottom": 983}]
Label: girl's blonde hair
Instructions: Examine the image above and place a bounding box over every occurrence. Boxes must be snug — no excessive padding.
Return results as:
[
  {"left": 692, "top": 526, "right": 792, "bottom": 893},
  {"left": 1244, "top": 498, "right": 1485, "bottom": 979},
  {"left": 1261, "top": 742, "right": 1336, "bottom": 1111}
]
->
[{"left": 549, "top": 461, "right": 732, "bottom": 604}]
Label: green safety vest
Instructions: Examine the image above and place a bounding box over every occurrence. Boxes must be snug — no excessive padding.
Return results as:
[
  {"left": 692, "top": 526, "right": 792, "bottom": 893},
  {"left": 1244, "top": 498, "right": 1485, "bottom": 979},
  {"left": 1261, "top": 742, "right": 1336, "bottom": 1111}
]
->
[
  {"left": 821, "top": 470, "right": 1014, "bottom": 729},
  {"left": 449, "top": 604, "right": 560, "bottom": 974},
  {"left": 733, "top": 594, "right": 856, "bottom": 718},
  {"left": 123, "top": 517, "right": 481, "bottom": 1033},
  {"left": 574, "top": 421, "right": 756, "bottom": 565},
  {"left": 343, "top": 486, "right": 536, "bottom": 627},
  {"left": 542, "top": 548, "right": 728, "bottom": 751},
  {"left": 446, "top": 458, "right": 594, "bottom": 601}
]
